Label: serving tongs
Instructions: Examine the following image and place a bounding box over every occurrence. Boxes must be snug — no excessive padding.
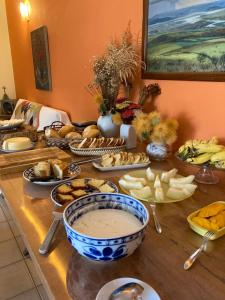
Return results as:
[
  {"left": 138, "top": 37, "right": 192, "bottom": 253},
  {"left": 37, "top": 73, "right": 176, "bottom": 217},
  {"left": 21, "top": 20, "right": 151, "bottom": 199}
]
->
[
  {"left": 71, "top": 156, "right": 101, "bottom": 166},
  {"left": 39, "top": 204, "right": 66, "bottom": 255}
]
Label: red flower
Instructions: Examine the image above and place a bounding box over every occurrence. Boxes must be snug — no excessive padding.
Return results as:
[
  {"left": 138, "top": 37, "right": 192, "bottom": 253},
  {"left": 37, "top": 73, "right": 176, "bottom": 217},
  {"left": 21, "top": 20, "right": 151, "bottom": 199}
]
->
[
  {"left": 127, "top": 103, "right": 141, "bottom": 110},
  {"left": 116, "top": 97, "right": 128, "bottom": 104},
  {"left": 121, "top": 110, "right": 134, "bottom": 119}
]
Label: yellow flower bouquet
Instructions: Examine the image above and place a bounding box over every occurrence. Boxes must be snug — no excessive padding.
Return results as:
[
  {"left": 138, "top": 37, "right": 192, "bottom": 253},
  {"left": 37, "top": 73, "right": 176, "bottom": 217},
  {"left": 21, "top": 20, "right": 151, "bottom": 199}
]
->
[{"left": 132, "top": 111, "right": 179, "bottom": 146}]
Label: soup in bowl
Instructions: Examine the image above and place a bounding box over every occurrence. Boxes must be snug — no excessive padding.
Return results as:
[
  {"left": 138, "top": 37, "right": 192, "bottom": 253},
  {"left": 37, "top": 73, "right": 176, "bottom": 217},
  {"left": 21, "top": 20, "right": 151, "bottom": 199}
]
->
[{"left": 63, "top": 193, "right": 149, "bottom": 261}]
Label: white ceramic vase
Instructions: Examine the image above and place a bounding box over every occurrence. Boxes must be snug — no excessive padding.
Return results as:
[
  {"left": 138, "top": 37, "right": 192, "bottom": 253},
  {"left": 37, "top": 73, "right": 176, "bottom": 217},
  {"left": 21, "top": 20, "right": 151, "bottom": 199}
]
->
[
  {"left": 97, "top": 114, "right": 120, "bottom": 137},
  {"left": 120, "top": 124, "right": 137, "bottom": 149}
]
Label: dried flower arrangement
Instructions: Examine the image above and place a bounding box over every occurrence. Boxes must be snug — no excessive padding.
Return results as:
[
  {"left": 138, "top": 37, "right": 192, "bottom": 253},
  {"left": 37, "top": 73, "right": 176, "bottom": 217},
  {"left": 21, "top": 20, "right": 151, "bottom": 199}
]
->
[
  {"left": 132, "top": 111, "right": 179, "bottom": 145},
  {"left": 86, "top": 24, "right": 143, "bottom": 115}
]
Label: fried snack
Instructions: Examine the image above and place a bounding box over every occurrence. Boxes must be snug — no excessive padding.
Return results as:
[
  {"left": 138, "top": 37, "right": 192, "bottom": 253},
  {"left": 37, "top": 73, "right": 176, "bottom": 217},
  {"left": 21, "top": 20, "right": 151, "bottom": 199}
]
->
[
  {"left": 98, "top": 183, "right": 115, "bottom": 193},
  {"left": 71, "top": 190, "right": 87, "bottom": 199},
  {"left": 58, "top": 125, "right": 75, "bottom": 137},
  {"left": 198, "top": 203, "right": 225, "bottom": 218},
  {"left": 210, "top": 211, "right": 225, "bottom": 229},
  {"left": 57, "top": 184, "right": 73, "bottom": 194},
  {"left": 192, "top": 216, "right": 219, "bottom": 231},
  {"left": 88, "top": 179, "right": 105, "bottom": 188},
  {"left": 71, "top": 179, "right": 86, "bottom": 189},
  {"left": 57, "top": 194, "right": 74, "bottom": 204}
]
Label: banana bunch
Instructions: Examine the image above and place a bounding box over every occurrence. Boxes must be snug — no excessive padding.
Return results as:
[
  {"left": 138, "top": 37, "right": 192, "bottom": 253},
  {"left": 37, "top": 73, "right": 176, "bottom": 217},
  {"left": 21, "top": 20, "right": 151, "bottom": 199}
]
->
[
  {"left": 210, "top": 151, "right": 225, "bottom": 169},
  {"left": 178, "top": 137, "right": 225, "bottom": 166}
]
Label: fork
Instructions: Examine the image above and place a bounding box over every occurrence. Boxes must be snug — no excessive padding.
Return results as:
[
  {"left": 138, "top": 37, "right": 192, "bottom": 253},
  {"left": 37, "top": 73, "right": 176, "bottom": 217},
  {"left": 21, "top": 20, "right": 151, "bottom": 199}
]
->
[
  {"left": 184, "top": 231, "right": 214, "bottom": 270},
  {"left": 149, "top": 203, "right": 162, "bottom": 234}
]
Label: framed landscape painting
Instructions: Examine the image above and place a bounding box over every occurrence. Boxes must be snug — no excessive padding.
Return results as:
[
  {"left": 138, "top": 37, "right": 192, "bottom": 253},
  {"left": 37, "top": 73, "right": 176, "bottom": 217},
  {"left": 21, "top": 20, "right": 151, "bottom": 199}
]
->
[
  {"left": 142, "top": 0, "right": 225, "bottom": 81},
  {"left": 31, "top": 26, "right": 52, "bottom": 90}
]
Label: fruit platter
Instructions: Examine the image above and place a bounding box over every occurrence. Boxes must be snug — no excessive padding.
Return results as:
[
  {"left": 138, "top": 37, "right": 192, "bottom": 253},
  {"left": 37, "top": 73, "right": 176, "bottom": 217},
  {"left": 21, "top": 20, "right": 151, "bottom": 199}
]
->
[
  {"left": 177, "top": 137, "right": 225, "bottom": 184},
  {"left": 119, "top": 167, "right": 197, "bottom": 203}
]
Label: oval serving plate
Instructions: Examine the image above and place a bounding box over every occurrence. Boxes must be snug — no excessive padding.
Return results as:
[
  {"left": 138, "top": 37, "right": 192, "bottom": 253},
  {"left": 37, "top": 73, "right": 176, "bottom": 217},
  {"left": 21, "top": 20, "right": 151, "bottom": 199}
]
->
[
  {"left": 119, "top": 169, "right": 196, "bottom": 203},
  {"left": 0, "top": 143, "right": 35, "bottom": 153},
  {"left": 69, "top": 141, "right": 126, "bottom": 157},
  {"left": 51, "top": 178, "right": 118, "bottom": 207},
  {"left": 23, "top": 162, "right": 81, "bottom": 186},
  {"left": 93, "top": 161, "right": 150, "bottom": 172}
]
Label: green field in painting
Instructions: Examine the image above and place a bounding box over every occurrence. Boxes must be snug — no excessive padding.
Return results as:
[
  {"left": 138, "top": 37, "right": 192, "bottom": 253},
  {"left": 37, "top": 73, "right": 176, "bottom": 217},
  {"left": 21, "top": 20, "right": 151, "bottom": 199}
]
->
[{"left": 147, "top": 8, "right": 225, "bottom": 72}]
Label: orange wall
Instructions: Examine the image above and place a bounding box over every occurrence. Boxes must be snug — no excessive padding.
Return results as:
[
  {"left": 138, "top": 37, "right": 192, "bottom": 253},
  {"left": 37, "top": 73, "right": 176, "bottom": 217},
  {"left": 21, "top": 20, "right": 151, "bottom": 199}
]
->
[{"left": 5, "top": 0, "right": 225, "bottom": 143}]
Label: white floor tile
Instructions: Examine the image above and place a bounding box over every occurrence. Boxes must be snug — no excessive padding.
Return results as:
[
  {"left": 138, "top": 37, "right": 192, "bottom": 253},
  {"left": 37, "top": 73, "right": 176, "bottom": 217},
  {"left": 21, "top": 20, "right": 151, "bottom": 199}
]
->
[
  {"left": 37, "top": 285, "right": 50, "bottom": 300},
  {"left": 9, "top": 220, "right": 21, "bottom": 237},
  {"left": 0, "top": 222, "right": 13, "bottom": 242},
  {"left": 0, "top": 207, "right": 6, "bottom": 223},
  {"left": 0, "top": 239, "right": 23, "bottom": 268},
  {"left": 8, "top": 288, "right": 41, "bottom": 300},
  {"left": 0, "top": 261, "right": 34, "bottom": 300}
]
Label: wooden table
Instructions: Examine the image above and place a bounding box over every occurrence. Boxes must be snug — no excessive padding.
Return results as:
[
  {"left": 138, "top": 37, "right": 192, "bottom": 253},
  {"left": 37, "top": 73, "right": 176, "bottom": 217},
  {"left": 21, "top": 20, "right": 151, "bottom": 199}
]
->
[{"left": 0, "top": 154, "right": 225, "bottom": 300}]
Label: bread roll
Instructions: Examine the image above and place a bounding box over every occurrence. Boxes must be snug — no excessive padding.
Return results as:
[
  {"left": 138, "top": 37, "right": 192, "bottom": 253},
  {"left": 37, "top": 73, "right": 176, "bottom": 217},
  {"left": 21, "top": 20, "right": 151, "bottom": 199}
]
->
[
  {"left": 82, "top": 128, "right": 100, "bottom": 138},
  {"left": 83, "top": 125, "right": 98, "bottom": 134},
  {"left": 45, "top": 128, "right": 60, "bottom": 138},
  {"left": 65, "top": 132, "right": 81, "bottom": 140},
  {"left": 58, "top": 125, "right": 75, "bottom": 137}
]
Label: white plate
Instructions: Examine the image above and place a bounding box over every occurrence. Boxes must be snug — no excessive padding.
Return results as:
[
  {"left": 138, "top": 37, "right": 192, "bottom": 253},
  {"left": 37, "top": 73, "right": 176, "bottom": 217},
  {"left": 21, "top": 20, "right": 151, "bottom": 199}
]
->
[
  {"left": 119, "top": 169, "right": 196, "bottom": 203},
  {"left": 23, "top": 162, "right": 81, "bottom": 186},
  {"left": 96, "top": 277, "right": 160, "bottom": 300},
  {"left": 93, "top": 161, "right": 150, "bottom": 171},
  {"left": 0, "top": 143, "right": 35, "bottom": 153}
]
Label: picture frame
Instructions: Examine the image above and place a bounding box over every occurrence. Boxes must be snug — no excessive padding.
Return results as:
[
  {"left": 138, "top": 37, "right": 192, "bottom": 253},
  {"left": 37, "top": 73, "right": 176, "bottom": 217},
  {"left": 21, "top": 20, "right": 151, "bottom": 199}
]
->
[
  {"left": 31, "top": 26, "right": 52, "bottom": 90},
  {"left": 142, "top": 0, "right": 225, "bottom": 81}
]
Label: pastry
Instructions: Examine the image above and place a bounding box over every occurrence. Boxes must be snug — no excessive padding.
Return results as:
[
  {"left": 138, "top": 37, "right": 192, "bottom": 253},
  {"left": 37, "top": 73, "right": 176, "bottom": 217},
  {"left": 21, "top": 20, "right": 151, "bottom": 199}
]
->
[
  {"left": 2, "top": 137, "right": 33, "bottom": 151},
  {"left": 198, "top": 203, "right": 225, "bottom": 218},
  {"left": 57, "top": 184, "right": 73, "bottom": 194},
  {"left": 58, "top": 125, "right": 75, "bottom": 137},
  {"left": 71, "top": 179, "right": 86, "bottom": 189},
  {"left": 77, "top": 138, "right": 93, "bottom": 148},
  {"left": 57, "top": 194, "right": 74, "bottom": 204},
  {"left": 71, "top": 190, "right": 87, "bottom": 198},
  {"left": 45, "top": 128, "right": 60, "bottom": 138},
  {"left": 88, "top": 179, "right": 105, "bottom": 188},
  {"left": 98, "top": 183, "right": 115, "bottom": 193},
  {"left": 65, "top": 132, "right": 81, "bottom": 140},
  {"left": 100, "top": 152, "right": 150, "bottom": 167},
  {"left": 34, "top": 161, "right": 51, "bottom": 177}
]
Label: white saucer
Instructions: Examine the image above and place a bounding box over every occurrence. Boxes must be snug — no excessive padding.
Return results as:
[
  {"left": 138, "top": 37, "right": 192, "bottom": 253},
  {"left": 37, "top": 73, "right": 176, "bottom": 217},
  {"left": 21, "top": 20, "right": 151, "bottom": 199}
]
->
[{"left": 96, "top": 277, "right": 160, "bottom": 300}]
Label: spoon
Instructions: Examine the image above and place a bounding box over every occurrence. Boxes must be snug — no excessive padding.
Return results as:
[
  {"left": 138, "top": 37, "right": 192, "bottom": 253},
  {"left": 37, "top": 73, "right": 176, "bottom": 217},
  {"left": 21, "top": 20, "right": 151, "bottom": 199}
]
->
[{"left": 109, "top": 282, "right": 144, "bottom": 300}]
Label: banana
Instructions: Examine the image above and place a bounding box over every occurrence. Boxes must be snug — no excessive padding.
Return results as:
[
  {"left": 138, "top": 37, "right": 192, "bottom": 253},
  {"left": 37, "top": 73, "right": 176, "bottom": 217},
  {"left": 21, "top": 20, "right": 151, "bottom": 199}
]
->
[
  {"left": 210, "top": 151, "right": 225, "bottom": 163},
  {"left": 195, "top": 144, "right": 224, "bottom": 154},
  {"left": 187, "top": 153, "right": 212, "bottom": 164},
  {"left": 208, "top": 136, "right": 218, "bottom": 144},
  {"left": 215, "top": 160, "right": 225, "bottom": 169}
]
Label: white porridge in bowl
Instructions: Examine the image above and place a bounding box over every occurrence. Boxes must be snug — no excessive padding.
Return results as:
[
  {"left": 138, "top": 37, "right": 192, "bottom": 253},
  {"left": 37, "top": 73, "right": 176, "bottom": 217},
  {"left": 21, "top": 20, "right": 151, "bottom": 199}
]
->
[{"left": 72, "top": 209, "right": 142, "bottom": 238}]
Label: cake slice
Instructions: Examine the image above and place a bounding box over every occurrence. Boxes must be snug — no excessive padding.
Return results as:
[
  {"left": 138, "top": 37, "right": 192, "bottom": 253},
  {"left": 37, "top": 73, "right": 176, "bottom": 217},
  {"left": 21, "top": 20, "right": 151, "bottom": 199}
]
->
[
  {"left": 88, "top": 179, "right": 105, "bottom": 189},
  {"left": 57, "top": 184, "right": 73, "bottom": 194},
  {"left": 57, "top": 194, "right": 74, "bottom": 204},
  {"left": 71, "top": 179, "right": 86, "bottom": 189},
  {"left": 34, "top": 161, "right": 51, "bottom": 177},
  {"left": 49, "top": 159, "right": 68, "bottom": 179},
  {"left": 71, "top": 190, "right": 87, "bottom": 199},
  {"left": 98, "top": 183, "right": 115, "bottom": 193}
]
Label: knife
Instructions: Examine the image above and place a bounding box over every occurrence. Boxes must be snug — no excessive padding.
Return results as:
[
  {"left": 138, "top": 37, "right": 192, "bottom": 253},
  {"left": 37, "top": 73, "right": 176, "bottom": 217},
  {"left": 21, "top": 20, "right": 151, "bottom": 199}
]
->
[{"left": 39, "top": 204, "right": 67, "bottom": 255}]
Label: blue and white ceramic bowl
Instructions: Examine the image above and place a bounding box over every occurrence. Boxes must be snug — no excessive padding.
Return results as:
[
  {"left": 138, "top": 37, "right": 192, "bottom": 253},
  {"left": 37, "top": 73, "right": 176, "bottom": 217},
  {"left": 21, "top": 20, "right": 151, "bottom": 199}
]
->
[{"left": 63, "top": 193, "right": 149, "bottom": 262}]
